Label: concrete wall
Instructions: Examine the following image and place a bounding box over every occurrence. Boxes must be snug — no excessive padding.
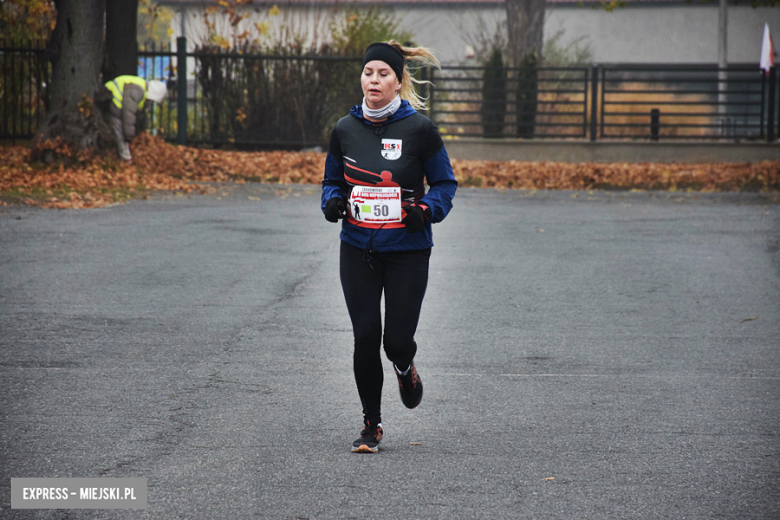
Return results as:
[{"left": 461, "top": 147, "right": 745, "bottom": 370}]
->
[
  {"left": 170, "top": 4, "right": 780, "bottom": 66},
  {"left": 544, "top": 5, "right": 780, "bottom": 65},
  {"left": 443, "top": 138, "right": 780, "bottom": 164},
  {"left": 401, "top": 5, "right": 780, "bottom": 65}
]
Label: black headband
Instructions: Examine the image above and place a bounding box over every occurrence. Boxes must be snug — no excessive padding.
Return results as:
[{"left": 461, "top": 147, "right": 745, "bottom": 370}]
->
[{"left": 362, "top": 43, "right": 404, "bottom": 81}]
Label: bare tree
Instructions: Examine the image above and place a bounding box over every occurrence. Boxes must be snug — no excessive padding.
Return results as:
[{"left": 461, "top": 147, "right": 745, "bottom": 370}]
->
[
  {"left": 505, "top": 0, "right": 545, "bottom": 66},
  {"left": 505, "top": 0, "right": 544, "bottom": 138}
]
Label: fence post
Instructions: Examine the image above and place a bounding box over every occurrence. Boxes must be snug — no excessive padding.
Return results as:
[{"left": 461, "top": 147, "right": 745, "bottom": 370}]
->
[
  {"left": 767, "top": 67, "right": 776, "bottom": 143},
  {"left": 589, "top": 64, "right": 599, "bottom": 141},
  {"left": 176, "top": 37, "right": 187, "bottom": 145}
]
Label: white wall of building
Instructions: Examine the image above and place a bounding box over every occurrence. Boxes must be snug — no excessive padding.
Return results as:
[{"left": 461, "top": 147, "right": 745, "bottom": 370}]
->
[
  {"left": 169, "top": 3, "right": 780, "bottom": 66},
  {"left": 401, "top": 5, "right": 780, "bottom": 65},
  {"left": 545, "top": 5, "right": 780, "bottom": 65}
]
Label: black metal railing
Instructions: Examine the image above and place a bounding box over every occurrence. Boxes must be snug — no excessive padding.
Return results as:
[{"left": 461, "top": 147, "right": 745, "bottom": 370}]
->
[
  {"left": 2, "top": 38, "right": 779, "bottom": 146},
  {"left": 426, "top": 65, "right": 590, "bottom": 139},
  {"left": 138, "top": 41, "right": 177, "bottom": 139},
  {"left": 0, "top": 40, "right": 49, "bottom": 141},
  {"left": 597, "top": 65, "right": 774, "bottom": 140},
  {"left": 428, "top": 64, "right": 778, "bottom": 141},
  {"left": 183, "top": 46, "right": 362, "bottom": 148}
]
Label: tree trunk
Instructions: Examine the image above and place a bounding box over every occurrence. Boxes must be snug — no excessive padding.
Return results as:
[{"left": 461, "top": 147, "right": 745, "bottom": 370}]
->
[
  {"left": 33, "top": 0, "right": 112, "bottom": 160},
  {"left": 506, "top": 0, "right": 543, "bottom": 139},
  {"left": 104, "top": 0, "right": 139, "bottom": 81},
  {"left": 505, "top": 0, "right": 545, "bottom": 66}
]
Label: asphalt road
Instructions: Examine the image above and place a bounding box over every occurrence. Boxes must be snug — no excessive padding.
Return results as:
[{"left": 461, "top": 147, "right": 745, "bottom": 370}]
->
[{"left": 1, "top": 185, "right": 779, "bottom": 519}]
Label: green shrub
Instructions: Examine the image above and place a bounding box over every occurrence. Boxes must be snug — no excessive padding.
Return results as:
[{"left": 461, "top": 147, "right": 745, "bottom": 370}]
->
[
  {"left": 516, "top": 51, "right": 538, "bottom": 138},
  {"left": 481, "top": 47, "right": 506, "bottom": 138}
]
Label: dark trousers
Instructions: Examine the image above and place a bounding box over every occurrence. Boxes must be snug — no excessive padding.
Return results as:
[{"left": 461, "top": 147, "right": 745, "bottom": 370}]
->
[{"left": 339, "top": 241, "right": 431, "bottom": 423}]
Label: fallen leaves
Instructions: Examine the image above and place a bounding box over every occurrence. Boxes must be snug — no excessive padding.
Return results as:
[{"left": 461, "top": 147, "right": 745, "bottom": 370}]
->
[
  {"left": 130, "top": 133, "right": 326, "bottom": 186},
  {"left": 450, "top": 158, "right": 780, "bottom": 192},
  {"left": 1, "top": 132, "right": 779, "bottom": 210},
  {"left": 1, "top": 136, "right": 214, "bottom": 209}
]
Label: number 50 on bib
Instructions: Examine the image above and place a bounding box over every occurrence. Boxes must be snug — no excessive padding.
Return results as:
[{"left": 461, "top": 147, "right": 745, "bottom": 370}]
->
[{"left": 348, "top": 186, "right": 402, "bottom": 223}]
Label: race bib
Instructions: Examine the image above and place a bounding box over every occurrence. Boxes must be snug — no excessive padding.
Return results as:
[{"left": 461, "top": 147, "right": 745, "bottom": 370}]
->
[{"left": 348, "top": 186, "right": 402, "bottom": 223}]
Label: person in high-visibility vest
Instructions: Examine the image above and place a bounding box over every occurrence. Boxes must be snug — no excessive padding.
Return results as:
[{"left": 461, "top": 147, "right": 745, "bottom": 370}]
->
[{"left": 104, "top": 76, "right": 166, "bottom": 162}]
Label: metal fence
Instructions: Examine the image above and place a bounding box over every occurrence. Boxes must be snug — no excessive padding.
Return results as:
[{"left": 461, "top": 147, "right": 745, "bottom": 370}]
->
[
  {"left": 2, "top": 39, "right": 779, "bottom": 146},
  {"left": 426, "top": 65, "right": 590, "bottom": 139},
  {"left": 0, "top": 40, "right": 49, "bottom": 141},
  {"left": 598, "top": 65, "right": 774, "bottom": 140},
  {"left": 138, "top": 40, "right": 363, "bottom": 149},
  {"left": 429, "top": 63, "right": 778, "bottom": 141},
  {"left": 137, "top": 42, "right": 177, "bottom": 139},
  {"left": 183, "top": 49, "right": 362, "bottom": 148}
]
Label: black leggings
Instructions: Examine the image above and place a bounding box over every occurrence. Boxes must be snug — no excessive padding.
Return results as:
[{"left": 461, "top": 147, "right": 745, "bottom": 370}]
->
[{"left": 340, "top": 241, "right": 431, "bottom": 424}]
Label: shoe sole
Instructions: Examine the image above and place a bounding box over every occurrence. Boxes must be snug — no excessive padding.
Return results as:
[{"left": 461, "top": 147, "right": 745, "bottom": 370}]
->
[
  {"left": 397, "top": 368, "right": 423, "bottom": 409},
  {"left": 400, "top": 386, "right": 423, "bottom": 409},
  {"left": 351, "top": 444, "right": 379, "bottom": 453}
]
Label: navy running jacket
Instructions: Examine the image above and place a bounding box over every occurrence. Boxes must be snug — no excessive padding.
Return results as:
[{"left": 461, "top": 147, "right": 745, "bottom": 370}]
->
[{"left": 321, "top": 101, "right": 458, "bottom": 252}]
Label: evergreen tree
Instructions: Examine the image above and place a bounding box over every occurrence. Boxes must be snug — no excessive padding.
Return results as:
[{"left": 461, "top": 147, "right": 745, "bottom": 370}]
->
[
  {"left": 481, "top": 47, "right": 506, "bottom": 138},
  {"left": 516, "top": 50, "right": 538, "bottom": 138}
]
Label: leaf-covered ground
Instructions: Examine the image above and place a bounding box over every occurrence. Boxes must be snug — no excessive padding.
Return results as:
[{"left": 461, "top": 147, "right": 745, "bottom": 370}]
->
[{"left": 1, "top": 133, "right": 778, "bottom": 209}]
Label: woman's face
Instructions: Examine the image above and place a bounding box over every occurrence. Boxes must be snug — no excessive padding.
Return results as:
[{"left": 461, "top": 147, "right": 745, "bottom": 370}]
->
[{"left": 361, "top": 60, "right": 401, "bottom": 110}]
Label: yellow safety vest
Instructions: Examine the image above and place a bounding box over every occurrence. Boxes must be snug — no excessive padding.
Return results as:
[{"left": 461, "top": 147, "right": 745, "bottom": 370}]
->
[{"left": 105, "top": 75, "right": 147, "bottom": 109}]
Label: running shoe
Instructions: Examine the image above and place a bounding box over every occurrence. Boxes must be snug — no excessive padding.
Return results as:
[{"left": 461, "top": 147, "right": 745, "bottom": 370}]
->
[
  {"left": 395, "top": 361, "right": 423, "bottom": 409},
  {"left": 351, "top": 420, "right": 383, "bottom": 453}
]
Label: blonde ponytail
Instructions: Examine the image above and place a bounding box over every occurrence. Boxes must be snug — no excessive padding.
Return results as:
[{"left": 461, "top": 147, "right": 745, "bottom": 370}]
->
[{"left": 385, "top": 40, "right": 440, "bottom": 112}]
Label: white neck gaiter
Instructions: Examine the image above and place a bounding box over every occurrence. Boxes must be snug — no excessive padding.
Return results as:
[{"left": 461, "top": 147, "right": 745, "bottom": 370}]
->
[{"left": 362, "top": 95, "right": 401, "bottom": 120}]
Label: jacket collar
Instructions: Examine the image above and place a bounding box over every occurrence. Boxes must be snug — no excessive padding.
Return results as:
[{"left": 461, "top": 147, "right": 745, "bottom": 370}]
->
[{"left": 350, "top": 99, "right": 416, "bottom": 125}]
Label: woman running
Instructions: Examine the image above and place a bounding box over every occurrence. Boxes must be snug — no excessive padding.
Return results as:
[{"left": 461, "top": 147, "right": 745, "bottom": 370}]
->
[{"left": 321, "top": 41, "right": 458, "bottom": 453}]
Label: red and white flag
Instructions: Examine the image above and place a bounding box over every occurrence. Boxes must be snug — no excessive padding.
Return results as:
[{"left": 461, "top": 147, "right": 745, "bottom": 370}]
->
[{"left": 760, "top": 23, "right": 775, "bottom": 74}]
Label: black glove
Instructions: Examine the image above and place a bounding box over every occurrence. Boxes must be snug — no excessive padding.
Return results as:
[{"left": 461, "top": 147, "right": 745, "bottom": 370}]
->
[
  {"left": 401, "top": 203, "right": 431, "bottom": 234},
  {"left": 324, "top": 197, "right": 347, "bottom": 223}
]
